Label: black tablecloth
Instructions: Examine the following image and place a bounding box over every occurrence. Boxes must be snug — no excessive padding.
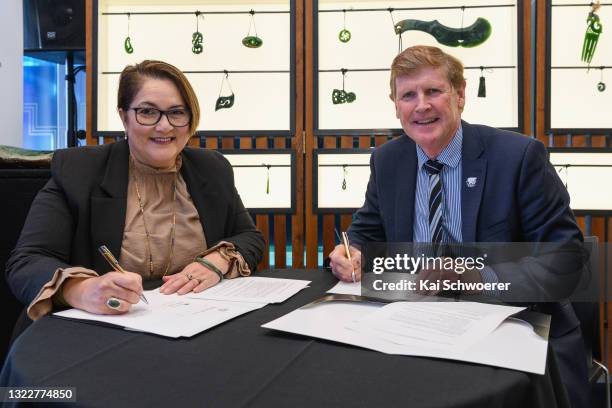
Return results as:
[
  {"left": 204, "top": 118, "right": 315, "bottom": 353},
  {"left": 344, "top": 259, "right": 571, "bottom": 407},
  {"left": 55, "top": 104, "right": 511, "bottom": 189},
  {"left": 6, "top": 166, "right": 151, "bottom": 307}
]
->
[{"left": 0, "top": 269, "right": 569, "bottom": 408}]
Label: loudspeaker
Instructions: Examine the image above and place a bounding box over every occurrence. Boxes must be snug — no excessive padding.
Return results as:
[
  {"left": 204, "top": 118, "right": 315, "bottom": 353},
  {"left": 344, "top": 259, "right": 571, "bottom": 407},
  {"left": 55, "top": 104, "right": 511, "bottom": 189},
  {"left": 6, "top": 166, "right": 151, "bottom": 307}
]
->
[{"left": 24, "top": 0, "right": 85, "bottom": 51}]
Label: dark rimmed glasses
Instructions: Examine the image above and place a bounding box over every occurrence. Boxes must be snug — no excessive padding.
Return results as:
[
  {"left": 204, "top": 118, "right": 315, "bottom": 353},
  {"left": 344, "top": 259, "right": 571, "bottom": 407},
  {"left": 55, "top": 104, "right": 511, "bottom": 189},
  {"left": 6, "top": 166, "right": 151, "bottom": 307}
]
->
[{"left": 130, "top": 107, "right": 191, "bottom": 127}]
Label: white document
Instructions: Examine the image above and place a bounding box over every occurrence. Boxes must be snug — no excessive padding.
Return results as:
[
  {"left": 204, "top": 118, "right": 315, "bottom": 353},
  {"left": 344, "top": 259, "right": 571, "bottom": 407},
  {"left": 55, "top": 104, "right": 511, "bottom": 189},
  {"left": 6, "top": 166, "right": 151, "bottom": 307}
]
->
[
  {"left": 327, "top": 281, "right": 361, "bottom": 295},
  {"left": 186, "top": 276, "right": 310, "bottom": 303},
  {"left": 348, "top": 301, "right": 524, "bottom": 352},
  {"left": 54, "top": 290, "right": 265, "bottom": 338},
  {"left": 262, "top": 301, "right": 547, "bottom": 374}
]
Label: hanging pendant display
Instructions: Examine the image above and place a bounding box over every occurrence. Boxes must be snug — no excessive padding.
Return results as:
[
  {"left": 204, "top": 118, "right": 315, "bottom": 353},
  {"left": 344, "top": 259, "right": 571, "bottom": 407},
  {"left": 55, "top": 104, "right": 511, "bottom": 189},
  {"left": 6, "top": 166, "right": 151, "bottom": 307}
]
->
[
  {"left": 332, "top": 69, "right": 356, "bottom": 105},
  {"left": 581, "top": 1, "right": 602, "bottom": 64},
  {"left": 338, "top": 9, "right": 351, "bottom": 43},
  {"left": 242, "top": 10, "right": 263, "bottom": 48},
  {"left": 192, "top": 11, "right": 204, "bottom": 54},
  {"left": 597, "top": 67, "right": 606, "bottom": 92},
  {"left": 341, "top": 165, "right": 348, "bottom": 190},
  {"left": 216, "top": 71, "right": 235, "bottom": 111},
  {"left": 478, "top": 67, "right": 486, "bottom": 98},
  {"left": 394, "top": 17, "right": 492, "bottom": 48},
  {"left": 124, "top": 13, "right": 134, "bottom": 54},
  {"left": 264, "top": 164, "right": 271, "bottom": 194}
]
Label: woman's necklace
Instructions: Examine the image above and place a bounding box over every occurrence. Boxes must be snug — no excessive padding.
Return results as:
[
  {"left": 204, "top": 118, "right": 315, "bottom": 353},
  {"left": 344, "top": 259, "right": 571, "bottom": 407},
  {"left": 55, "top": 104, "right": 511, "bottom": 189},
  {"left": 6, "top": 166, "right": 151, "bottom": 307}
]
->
[{"left": 130, "top": 157, "right": 178, "bottom": 277}]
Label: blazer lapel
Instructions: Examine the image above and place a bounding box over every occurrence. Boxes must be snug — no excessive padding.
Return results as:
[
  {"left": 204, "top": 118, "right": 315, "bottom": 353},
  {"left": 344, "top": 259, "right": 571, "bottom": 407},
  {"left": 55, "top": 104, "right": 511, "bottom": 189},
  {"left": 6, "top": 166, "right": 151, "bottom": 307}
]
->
[
  {"left": 394, "top": 136, "right": 417, "bottom": 241},
  {"left": 91, "top": 140, "right": 130, "bottom": 272},
  {"left": 461, "top": 122, "right": 486, "bottom": 243}
]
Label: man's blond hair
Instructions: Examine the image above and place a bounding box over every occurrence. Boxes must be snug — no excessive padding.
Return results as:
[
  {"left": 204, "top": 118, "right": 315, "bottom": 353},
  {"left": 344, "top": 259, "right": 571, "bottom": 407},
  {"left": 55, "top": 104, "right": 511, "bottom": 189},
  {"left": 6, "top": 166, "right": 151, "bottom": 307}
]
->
[{"left": 389, "top": 45, "right": 465, "bottom": 99}]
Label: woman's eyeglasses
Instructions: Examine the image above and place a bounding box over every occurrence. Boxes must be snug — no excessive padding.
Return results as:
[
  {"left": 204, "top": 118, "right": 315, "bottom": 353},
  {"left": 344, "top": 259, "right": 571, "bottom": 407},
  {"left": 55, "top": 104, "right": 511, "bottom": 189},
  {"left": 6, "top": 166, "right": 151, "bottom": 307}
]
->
[{"left": 130, "top": 107, "right": 191, "bottom": 127}]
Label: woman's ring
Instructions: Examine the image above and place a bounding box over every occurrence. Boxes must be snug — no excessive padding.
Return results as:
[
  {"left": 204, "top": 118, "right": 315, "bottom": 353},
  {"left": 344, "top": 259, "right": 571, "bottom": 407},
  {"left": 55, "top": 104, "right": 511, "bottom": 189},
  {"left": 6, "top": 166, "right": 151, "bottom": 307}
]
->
[
  {"left": 186, "top": 273, "right": 193, "bottom": 281},
  {"left": 106, "top": 297, "right": 121, "bottom": 310}
]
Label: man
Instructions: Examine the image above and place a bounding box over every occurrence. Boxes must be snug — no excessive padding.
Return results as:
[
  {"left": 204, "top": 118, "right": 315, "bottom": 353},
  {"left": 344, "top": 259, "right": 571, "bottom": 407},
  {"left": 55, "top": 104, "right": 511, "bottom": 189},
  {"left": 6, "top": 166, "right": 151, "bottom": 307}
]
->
[{"left": 329, "top": 45, "right": 588, "bottom": 407}]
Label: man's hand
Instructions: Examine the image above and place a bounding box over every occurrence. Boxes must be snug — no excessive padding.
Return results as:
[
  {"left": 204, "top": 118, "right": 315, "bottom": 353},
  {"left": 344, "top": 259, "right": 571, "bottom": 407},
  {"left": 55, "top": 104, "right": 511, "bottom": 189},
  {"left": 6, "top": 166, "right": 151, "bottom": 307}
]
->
[
  {"left": 329, "top": 244, "right": 362, "bottom": 282},
  {"left": 62, "top": 272, "right": 144, "bottom": 314}
]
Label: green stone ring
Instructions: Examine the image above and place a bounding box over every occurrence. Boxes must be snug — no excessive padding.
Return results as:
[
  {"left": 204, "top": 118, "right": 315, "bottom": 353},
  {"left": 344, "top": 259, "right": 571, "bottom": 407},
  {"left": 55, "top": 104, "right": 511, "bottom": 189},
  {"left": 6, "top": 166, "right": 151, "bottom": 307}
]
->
[{"left": 106, "top": 297, "right": 121, "bottom": 310}]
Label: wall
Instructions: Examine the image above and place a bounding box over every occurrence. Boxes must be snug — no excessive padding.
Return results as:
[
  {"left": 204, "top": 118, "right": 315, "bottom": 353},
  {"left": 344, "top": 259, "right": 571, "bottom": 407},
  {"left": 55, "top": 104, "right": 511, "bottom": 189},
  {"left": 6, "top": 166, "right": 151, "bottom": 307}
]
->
[{"left": 0, "top": 0, "right": 23, "bottom": 147}]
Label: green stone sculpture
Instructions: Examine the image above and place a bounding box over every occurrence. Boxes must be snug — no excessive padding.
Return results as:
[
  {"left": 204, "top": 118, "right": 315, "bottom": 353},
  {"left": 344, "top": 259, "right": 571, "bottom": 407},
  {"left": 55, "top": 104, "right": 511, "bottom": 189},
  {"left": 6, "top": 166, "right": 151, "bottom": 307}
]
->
[
  {"left": 581, "top": 5, "right": 602, "bottom": 64},
  {"left": 394, "top": 17, "right": 492, "bottom": 48},
  {"left": 192, "top": 31, "right": 203, "bottom": 54},
  {"left": 338, "top": 29, "right": 351, "bottom": 43},
  {"left": 242, "top": 36, "right": 263, "bottom": 48},
  {"left": 124, "top": 36, "right": 134, "bottom": 54},
  {"left": 215, "top": 94, "right": 234, "bottom": 111}
]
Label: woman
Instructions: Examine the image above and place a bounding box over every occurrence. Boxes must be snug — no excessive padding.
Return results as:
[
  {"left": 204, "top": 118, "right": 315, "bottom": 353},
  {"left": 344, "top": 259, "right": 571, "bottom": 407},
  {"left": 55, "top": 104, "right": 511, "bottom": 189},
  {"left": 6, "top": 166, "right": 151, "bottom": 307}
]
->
[{"left": 6, "top": 60, "right": 264, "bottom": 318}]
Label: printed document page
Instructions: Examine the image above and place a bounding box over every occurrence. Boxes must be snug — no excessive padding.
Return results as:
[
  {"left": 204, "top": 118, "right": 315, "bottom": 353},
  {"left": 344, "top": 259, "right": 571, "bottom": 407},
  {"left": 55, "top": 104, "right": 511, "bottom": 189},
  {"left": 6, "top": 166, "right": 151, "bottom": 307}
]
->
[
  {"left": 262, "top": 301, "right": 546, "bottom": 374},
  {"left": 327, "top": 281, "right": 361, "bottom": 295},
  {"left": 186, "top": 276, "right": 310, "bottom": 303},
  {"left": 347, "top": 301, "right": 524, "bottom": 352},
  {"left": 54, "top": 290, "right": 265, "bottom": 338}
]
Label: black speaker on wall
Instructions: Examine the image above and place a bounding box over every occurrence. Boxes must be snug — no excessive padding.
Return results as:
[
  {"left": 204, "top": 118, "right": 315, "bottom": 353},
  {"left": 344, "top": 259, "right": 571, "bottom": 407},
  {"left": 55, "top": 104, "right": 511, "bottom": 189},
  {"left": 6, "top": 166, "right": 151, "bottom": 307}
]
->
[{"left": 24, "top": 0, "right": 85, "bottom": 51}]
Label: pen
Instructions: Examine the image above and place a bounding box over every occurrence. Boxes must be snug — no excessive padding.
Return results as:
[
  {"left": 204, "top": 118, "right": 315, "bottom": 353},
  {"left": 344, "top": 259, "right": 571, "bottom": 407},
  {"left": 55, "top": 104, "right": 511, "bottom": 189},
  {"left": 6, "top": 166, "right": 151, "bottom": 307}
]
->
[
  {"left": 341, "top": 231, "right": 356, "bottom": 283},
  {"left": 98, "top": 245, "right": 149, "bottom": 304}
]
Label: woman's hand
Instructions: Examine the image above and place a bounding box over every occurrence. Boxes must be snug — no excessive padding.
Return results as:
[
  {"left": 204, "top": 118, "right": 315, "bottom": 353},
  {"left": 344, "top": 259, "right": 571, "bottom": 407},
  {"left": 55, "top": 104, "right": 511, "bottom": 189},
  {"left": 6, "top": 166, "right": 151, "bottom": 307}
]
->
[
  {"left": 159, "top": 252, "right": 229, "bottom": 295},
  {"left": 62, "top": 271, "right": 144, "bottom": 314}
]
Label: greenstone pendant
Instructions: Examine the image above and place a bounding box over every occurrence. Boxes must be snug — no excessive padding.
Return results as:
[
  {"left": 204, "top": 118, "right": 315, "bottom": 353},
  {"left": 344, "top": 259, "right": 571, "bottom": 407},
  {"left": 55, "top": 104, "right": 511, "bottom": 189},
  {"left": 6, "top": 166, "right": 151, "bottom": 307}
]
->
[
  {"left": 332, "top": 89, "right": 356, "bottom": 104},
  {"left": 242, "top": 36, "right": 263, "bottom": 48},
  {"left": 338, "top": 29, "right": 351, "bottom": 43},
  {"left": 192, "top": 31, "right": 203, "bottom": 54},
  {"left": 124, "top": 37, "right": 134, "bottom": 54},
  {"left": 598, "top": 82, "right": 606, "bottom": 92},
  {"left": 215, "top": 93, "right": 235, "bottom": 111}
]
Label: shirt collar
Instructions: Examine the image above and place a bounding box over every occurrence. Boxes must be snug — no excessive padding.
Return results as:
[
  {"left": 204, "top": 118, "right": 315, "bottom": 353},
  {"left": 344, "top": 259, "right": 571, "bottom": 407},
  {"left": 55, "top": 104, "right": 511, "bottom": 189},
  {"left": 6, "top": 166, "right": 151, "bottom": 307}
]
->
[{"left": 416, "top": 123, "right": 463, "bottom": 170}]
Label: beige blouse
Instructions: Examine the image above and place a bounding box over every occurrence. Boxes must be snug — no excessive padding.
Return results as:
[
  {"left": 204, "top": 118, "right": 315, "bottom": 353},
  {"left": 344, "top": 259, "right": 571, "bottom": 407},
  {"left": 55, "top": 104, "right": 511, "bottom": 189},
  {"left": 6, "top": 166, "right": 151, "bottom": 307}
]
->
[{"left": 27, "top": 155, "right": 251, "bottom": 320}]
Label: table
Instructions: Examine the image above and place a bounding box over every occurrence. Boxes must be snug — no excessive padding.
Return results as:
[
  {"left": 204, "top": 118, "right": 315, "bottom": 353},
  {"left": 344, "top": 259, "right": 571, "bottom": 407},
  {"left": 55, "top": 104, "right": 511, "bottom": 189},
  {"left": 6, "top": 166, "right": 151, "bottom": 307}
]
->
[{"left": 0, "top": 269, "right": 569, "bottom": 408}]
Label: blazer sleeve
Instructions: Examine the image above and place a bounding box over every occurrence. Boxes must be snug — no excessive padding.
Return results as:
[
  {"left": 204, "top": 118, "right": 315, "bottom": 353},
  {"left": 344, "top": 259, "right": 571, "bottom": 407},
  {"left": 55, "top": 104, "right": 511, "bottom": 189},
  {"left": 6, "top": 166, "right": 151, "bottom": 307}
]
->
[
  {"left": 5, "top": 152, "right": 78, "bottom": 305},
  {"left": 222, "top": 183, "right": 265, "bottom": 271},
  {"left": 493, "top": 139, "right": 585, "bottom": 302}
]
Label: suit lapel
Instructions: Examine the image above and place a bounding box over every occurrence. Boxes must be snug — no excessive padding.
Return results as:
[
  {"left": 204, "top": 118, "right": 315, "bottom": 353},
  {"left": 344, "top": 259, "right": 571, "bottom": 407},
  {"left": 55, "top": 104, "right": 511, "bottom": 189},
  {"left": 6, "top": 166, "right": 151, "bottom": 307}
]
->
[
  {"left": 394, "top": 136, "right": 417, "bottom": 241},
  {"left": 91, "top": 140, "right": 130, "bottom": 272},
  {"left": 461, "top": 122, "right": 486, "bottom": 242}
]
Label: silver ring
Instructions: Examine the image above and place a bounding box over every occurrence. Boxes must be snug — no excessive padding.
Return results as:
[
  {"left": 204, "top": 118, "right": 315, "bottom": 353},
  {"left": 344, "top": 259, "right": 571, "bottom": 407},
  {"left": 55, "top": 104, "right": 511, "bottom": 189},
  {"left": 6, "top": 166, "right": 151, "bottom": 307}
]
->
[
  {"left": 351, "top": 271, "right": 356, "bottom": 283},
  {"left": 106, "top": 297, "right": 121, "bottom": 310}
]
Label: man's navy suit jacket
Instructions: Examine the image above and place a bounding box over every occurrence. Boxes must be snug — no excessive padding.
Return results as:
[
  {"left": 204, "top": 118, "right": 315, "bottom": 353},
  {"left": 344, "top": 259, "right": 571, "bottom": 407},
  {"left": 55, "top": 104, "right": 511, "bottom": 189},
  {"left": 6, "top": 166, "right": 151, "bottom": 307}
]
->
[{"left": 347, "top": 120, "right": 587, "bottom": 404}]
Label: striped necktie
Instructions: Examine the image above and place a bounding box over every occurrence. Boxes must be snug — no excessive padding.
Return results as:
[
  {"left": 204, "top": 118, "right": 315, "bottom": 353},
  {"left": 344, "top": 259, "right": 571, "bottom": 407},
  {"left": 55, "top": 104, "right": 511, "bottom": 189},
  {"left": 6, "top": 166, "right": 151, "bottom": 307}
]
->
[{"left": 424, "top": 160, "right": 444, "bottom": 244}]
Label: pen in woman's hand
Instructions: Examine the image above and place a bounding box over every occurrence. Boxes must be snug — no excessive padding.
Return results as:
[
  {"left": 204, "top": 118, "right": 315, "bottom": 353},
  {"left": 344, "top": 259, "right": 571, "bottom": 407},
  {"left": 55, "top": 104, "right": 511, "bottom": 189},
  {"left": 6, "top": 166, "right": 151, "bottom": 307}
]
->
[{"left": 98, "top": 245, "right": 149, "bottom": 304}]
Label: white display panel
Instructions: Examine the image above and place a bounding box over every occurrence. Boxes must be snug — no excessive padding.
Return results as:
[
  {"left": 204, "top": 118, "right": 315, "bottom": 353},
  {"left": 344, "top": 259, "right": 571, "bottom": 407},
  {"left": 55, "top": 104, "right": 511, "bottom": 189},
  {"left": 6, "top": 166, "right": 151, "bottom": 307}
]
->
[
  {"left": 224, "top": 152, "right": 293, "bottom": 211},
  {"left": 316, "top": 151, "right": 372, "bottom": 210},
  {"left": 550, "top": 151, "right": 612, "bottom": 211},
  {"left": 549, "top": 1, "right": 612, "bottom": 130},
  {"left": 96, "top": 0, "right": 291, "bottom": 133},
  {"left": 317, "top": 0, "right": 519, "bottom": 131}
]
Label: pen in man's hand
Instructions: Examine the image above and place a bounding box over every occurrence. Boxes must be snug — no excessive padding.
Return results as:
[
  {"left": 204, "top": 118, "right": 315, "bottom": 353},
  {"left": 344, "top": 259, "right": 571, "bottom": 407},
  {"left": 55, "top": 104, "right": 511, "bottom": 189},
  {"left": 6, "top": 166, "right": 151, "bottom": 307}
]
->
[
  {"left": 341, "top": 231, "right": 356, "bottom": 283},
  {"left": 98, "top": 245, "right": 149, "bottom": 304}
]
